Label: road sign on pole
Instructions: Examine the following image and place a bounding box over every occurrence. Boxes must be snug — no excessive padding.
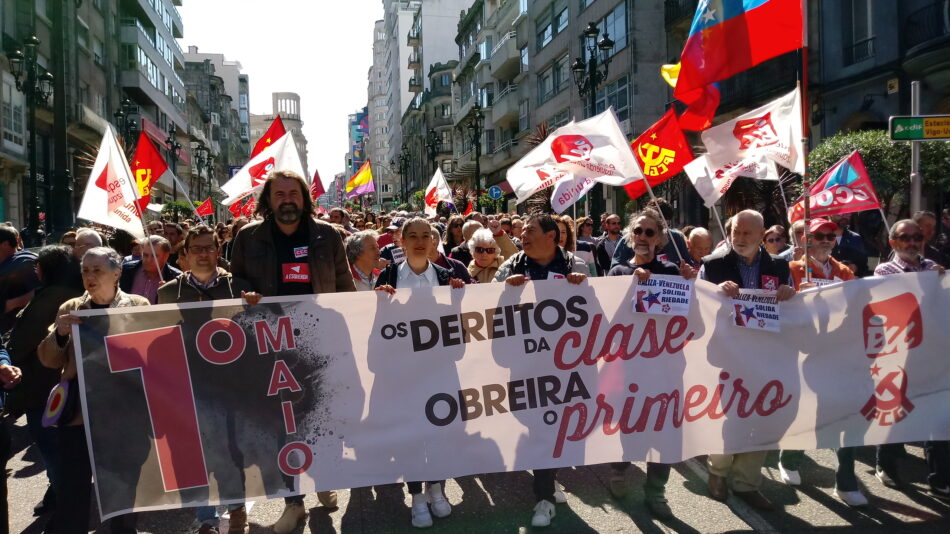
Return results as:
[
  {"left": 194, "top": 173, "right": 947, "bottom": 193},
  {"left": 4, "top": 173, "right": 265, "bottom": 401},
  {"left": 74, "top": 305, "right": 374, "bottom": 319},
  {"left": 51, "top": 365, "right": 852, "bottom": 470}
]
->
[
  {"left": 888, "top": 115, "right": 950, "bottom": 141},
  {"left": 488, "top": 185, "right": 503, "bottom": 199}
]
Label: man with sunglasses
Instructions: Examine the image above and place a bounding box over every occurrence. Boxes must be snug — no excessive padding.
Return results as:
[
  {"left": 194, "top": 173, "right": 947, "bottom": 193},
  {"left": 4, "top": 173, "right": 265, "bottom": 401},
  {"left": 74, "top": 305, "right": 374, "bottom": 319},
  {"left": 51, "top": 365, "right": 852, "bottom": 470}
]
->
[
  {"left": 595, "top": 214, "right": 623, "bottom": 275},
  {"left": 829, "top": 214, "right": 869, "bottom": 277},
  {"left": 872, "top": 219, "right": 948, "bottom": 501}
]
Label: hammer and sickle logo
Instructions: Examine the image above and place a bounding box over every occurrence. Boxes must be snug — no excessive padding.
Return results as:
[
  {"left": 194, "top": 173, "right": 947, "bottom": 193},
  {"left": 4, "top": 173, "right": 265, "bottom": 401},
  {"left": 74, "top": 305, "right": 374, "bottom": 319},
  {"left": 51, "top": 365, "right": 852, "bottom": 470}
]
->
[
  {"left": 135, "top": 169, "right": 152, "bottom": 197},
  {"left": 860, "top": 367, "right": 915, "bottom": 424},
  {"left": 638, "top": 143, "right": 677, "bottom": 176}
]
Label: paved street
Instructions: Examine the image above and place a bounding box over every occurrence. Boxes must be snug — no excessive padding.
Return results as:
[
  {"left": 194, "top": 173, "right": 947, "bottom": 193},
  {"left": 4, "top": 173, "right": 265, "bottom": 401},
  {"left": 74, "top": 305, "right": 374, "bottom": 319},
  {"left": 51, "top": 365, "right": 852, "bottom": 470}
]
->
[{"left": 6, "top": 416, "right": 948, "bottom": 533}]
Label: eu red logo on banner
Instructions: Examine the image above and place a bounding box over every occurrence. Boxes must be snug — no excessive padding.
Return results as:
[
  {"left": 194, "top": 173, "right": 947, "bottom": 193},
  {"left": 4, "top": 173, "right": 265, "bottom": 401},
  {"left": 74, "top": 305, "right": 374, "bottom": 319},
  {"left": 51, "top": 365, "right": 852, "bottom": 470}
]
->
[
  {"left": 862, "top": 293, "right": 922, "bottom": 358},
  {"left": 551, "top": 135, "right": 594, "bottom": 163}
]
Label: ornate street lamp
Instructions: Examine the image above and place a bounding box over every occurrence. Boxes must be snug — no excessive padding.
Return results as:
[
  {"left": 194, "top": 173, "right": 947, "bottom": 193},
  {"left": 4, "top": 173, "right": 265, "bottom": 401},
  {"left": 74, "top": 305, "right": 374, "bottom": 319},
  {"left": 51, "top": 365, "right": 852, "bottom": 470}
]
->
[
  {"left": 7, "top": 35, "right": 54, "bottom": 247},
  {"left": 425, "top": 128, "right": 441, "bottom": 175},
  {"left": 571, "top": 22, "right": 615, "bottom": 117},
  {"left": 466, "top": 102, "right": 484, "bottom": 194},
  {"left": 114, "top": 97, "right": 140, "bottom": 149},
  {"left": 165, "top": 124, "right": 183, "bottom": 219}
]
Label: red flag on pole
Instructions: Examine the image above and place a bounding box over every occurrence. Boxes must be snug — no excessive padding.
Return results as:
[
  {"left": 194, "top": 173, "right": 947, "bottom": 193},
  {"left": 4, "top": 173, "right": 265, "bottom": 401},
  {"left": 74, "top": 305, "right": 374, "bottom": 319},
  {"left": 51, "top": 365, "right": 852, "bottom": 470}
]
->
[
  {"left": 195, "top": 197, "right": 213, "bottom": 217},
  {"left": 463, "top": 200, "right": 474, "bottom": 216},
  {"left": 241, "top": 196, "right": 257, "bottom": 218},
  {"left": 625, "top": 109, "right": 695, "bottom": 200},
  {"left": 251, "top": 115, "right": 286, "bottom": 159},
  {"left": 228, "top": 200, "right": 243, "bottom": 217},
  {"left": 310, "top": 170, "right": 325, "bottom": 200},
  {"left": 130, "top": 132, "right": 169, "bottom": 212}
]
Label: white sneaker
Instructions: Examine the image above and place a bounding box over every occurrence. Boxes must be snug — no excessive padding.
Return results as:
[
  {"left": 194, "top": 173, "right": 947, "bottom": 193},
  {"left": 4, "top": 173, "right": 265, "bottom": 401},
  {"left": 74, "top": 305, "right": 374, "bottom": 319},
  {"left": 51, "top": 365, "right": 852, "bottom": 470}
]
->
[
  {"left": 531, "top": 499, "right": 556, "bottom": 528},
  {"left": 834, "top": 488, "right": 868, "bottom": 507},
  {"left": 553, "top": 482, "right": 567, "bottom": 504},
  {"left": 272, "top": 502, "right": 307, "bottom": 534},
  {"left": 426, "top": 482, "right": 452, "bottom": 518},
  {"left": 779, "top": 463, "right": 801, "bottom": 486},
  {"left": 411, "top": 493, "right": 433, "bottom": 528}
]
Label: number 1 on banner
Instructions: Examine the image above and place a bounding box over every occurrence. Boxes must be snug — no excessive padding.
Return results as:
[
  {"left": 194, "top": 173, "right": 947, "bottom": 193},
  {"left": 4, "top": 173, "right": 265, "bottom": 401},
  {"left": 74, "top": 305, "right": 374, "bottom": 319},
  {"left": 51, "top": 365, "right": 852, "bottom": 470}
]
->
[{"left": 105, "top": 325, "right": 209, "bottom": 491}]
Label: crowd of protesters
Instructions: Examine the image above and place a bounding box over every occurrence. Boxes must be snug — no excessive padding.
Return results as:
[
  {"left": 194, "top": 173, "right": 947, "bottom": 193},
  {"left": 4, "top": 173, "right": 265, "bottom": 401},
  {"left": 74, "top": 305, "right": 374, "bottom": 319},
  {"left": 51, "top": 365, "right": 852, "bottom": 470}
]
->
[{"left": 0, "top": 169, "right": 947, "bottom": 532}]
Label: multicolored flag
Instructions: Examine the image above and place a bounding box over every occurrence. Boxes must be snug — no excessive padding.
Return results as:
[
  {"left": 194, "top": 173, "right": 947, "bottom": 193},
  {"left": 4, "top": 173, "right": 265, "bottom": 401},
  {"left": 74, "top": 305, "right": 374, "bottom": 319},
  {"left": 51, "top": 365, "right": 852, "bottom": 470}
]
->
[
  {"left": 787, "top": 151, "right": 881, "bottom": 222},
  {"left": 345, "top": 160, "right": 374, "bottom": 198},
  {"left": 674, "top": 0, "right": 803, "bottom": 101},
  {"left": 625, "top": 109, "right": 695, "bottom": 200},
  {"left": 195, "top": 197, "right": 213, "bottom": 217},
  {"left": 251, "top": 115, "right": 286, "bottom": 159},
  {"left": 77, "top": 127, "right": 145, "bottom": 238},
  {"left": 423, "top": 168, "right": 453, "bottom": 217},
  {"left": 129, "top": 132, "right": 169, "bottom": 213},
  {"left": 661, "top": 63, "right": 720, "bottom": 132}
]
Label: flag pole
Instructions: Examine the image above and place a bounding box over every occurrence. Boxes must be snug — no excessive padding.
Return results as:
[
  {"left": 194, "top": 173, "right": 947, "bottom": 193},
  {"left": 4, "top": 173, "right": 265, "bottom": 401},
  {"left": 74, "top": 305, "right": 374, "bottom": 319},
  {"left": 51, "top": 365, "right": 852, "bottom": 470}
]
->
[
  {"left": 798, "top": 0, "right": 812, "bottom": 284},
  {"left": 711, "top": 203, "right": 729, "bottom": 244},
  {"left": 641, "top": 173, "right": 689, "bottom": 264}
]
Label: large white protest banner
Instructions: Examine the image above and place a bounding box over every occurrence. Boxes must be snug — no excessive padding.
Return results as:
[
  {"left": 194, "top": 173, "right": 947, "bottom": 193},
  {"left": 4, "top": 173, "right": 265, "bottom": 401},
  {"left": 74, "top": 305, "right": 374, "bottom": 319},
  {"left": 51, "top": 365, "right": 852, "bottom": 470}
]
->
[{"left": 74, "top": 272, "right": 950, "bottom": 519}]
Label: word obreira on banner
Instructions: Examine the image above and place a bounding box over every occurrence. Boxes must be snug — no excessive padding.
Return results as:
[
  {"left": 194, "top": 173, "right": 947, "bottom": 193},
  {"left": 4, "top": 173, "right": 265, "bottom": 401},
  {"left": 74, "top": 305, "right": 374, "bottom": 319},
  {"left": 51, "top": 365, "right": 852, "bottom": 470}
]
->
[{"left": 73, "top": 272, "right": 950, "bottom": 519}]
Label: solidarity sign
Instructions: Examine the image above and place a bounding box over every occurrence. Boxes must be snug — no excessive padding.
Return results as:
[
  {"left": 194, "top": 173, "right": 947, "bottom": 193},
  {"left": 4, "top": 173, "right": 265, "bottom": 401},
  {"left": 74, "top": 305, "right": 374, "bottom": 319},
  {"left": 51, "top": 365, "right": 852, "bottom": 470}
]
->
[{"left": 73, "top": 273, "right": 950, "bottom": 519}]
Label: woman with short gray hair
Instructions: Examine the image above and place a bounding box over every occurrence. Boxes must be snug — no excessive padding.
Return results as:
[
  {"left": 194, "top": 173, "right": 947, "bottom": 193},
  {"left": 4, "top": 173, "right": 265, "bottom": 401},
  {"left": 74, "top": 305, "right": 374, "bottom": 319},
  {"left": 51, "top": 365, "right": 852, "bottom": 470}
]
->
[
  {"left": 467, "top": 228, "right": 503, "bottom": 283},
  {"left": 38, "top": 246, "right": 149, "bottom": 532}
]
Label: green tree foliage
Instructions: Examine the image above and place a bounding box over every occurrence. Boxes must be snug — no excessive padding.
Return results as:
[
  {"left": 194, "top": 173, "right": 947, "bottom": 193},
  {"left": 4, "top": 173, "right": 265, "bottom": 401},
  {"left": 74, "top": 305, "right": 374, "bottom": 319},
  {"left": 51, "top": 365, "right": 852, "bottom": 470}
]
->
[{"left": 161, "top": 200, "right": 194, "bottom": 220}]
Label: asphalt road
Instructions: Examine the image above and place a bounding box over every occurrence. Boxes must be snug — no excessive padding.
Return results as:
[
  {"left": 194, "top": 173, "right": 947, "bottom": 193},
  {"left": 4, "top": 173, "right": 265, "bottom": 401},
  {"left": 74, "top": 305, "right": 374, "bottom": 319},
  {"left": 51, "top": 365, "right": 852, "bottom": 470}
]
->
[{"left": 6, "top": 417, "right": 948, "bottom": 533}]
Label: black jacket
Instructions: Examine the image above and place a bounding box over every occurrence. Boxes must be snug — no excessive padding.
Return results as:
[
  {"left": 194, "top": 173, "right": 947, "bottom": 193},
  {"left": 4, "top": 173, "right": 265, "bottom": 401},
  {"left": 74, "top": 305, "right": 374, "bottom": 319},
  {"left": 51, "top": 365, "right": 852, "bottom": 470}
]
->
[
  {"left": 119, "top": 259, "right": 182, "bottom": 294},
  {"left": 375, "top": 261, "right": 453, "bottom": 289},
  {"left": 701, "top": 246, "right": 790, "bottom": 288},
  {"left": 157, "top": 269, "right": 255, "bottom": 304}
]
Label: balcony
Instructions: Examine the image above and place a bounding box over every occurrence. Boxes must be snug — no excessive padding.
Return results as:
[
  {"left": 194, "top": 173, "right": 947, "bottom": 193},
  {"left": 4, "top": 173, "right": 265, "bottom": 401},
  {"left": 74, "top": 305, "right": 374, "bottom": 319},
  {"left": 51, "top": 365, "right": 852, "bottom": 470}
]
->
[
  {"left": 490, "top": 138, "right": 520, "bottom": 168},
  {"left": 490, "top": 31, "right": 519, "bottom": 80},
  {"left": 408, "top": 78, "right": 423, "bottom": 93},
  {"left": 903, "top": 1, "right": 950, "bottom": 87},
  {"left": 717, "top": 52, "right": 798, "bottom": 113},
  {"left": 665, "top": 0, "right": 699, "bottom": 27},
  {"left": 491, "top": 83, "right": 520, "bottom": 127},
  {"left": 408, "top": 29, "right": 420, "bottom": 47},
  {"left": 408, "top": 53, "right": 421, "bottom": 71}
]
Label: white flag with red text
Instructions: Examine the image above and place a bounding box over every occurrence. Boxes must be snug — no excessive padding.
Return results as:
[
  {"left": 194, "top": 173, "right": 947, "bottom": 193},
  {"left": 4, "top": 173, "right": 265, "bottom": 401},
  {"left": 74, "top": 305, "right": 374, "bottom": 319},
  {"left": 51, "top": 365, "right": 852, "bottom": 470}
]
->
[
  {"left": 506, "top": 108, "right": 646, "bottom": 203},
  {"left": 423, "top": 168, "right": 453, "bottom": 217},
  {"left": 77, "top": 127, "right": 145, "bottom": 238},
  {"left": 221, "top": 133, "right": 304, "bottom": 205}
]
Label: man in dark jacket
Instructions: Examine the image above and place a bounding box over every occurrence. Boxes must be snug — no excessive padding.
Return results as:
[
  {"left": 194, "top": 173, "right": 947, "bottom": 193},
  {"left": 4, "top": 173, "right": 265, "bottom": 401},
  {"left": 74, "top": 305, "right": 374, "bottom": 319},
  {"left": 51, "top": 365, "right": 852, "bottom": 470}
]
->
[
  {"left": 699, "top": 209, "right": 795, "bottom": 512},
  {"left": 228, "top": 170, "right": 354, "bottom": 533},
  {"left": 119, "top": 235, "right": 181, "bottom": 304},
  {"left": 0, "top": 225, "right": 39, "bottom": 336}
]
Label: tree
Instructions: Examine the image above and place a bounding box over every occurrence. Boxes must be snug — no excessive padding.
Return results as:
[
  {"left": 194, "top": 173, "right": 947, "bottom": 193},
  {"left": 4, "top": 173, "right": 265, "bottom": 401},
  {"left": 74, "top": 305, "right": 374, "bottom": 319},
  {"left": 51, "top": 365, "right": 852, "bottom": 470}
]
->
[
  {"left": 809, "top": 129, "right": 950, "bottom": 218},
  {"left": 161, "top": 200, "right": 194, "bottom": 221},
  {"left": 410, "top": 190, "right": 426, "bottom": 211}
]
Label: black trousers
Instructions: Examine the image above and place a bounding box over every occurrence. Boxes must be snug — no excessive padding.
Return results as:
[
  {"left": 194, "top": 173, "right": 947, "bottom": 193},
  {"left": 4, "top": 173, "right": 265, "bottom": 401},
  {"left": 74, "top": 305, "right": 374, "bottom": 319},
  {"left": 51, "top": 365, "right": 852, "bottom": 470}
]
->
[
  {"left": 49, "top": 425, "right": 136, "bottom": 534},
  {"left": 406, "top": 480, "right": 444, "bottom": 495},
  {"left": 533, "top": 468, "right": 558, "bottom": 503}
]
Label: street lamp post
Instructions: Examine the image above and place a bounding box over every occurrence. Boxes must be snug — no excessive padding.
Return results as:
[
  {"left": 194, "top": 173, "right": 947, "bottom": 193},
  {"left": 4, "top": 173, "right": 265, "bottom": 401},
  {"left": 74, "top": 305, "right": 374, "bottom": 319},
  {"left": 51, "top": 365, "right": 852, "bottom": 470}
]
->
[
  {"left": 114, "top": 98, "right": 140, "bottom": 149},
  {"left": 165, "top": 124, "right": 182, "bottom": 220},
  {"left": 425, "top": 128, "right": 441, "bottom": 176},
  {"left": 395, "top": 146, "right": 410, "bottom": 205},
  {"left": 7, "top": 36, "right": 54, "bottom": 247},
  {"left": 571, "top": 22, "right": 615, "bottom": 218},
  {"left": 466, "top": 102, "right": 484, "bottom": 199},
  {"left": 193, "top": 143, "right": 209, "bottom": 200}
]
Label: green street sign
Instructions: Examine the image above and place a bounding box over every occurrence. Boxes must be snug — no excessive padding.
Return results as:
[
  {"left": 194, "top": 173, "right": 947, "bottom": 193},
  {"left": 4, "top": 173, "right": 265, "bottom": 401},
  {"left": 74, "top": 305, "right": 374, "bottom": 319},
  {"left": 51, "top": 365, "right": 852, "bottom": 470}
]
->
[{"left": 889, "top": 115, "right": 950, "bottom": 141}]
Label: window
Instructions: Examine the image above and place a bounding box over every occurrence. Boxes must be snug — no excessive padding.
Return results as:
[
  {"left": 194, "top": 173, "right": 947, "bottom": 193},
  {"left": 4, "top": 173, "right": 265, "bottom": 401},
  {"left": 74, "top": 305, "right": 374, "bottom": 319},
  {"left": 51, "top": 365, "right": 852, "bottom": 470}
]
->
[
  {"left": 537, "top": 6, "right": 570, "bottom": 50},
  {"left": 440, "top": 104, "right": 451, "bottom": 118},
  {"left": 584, "top": 2, "right": 628, "bottom": 60},
  {"left": 1, "top": 78, "right": 24, "bottom": 149},
  {"left": 77, "top": 22, "right": 89, "bottom": 50},
  {"left": 554, "top": 55, "right": 570, "bottom": 93},
  {"left": 479, "top": 84, "right": 494, "bottom": 107},
  {"left": 520, "top": 46, "right": 529, "bottom": 72},
  {"left": 441, "top": 160, "right": 454, "bottom": 173},
  {"left": 843, "top": 0, "right": 874, "bottom": 64},
  {"left": 579, "top": 0, "right": 595, "bottom": 10},
  {"left": 556, "top": 8, "right": 569, "bottom": 33},
  {"left": 519, "top": 0, "right": 528, "bottom": 15},
  {"left": 382, "top": 183, "right": 392, "bottom": 193},
  {"left": 537, "top": 67, "right": 554, "bottom": 104},
  {"left": 550, "top": 108, "right": 571, "bottom": 128},
  {"left": 537, "top": 21, "right": 553, "bottom": 49},
  {"left": 518, "top": 100, "right": 530, "bottom": 132},
  {"left": 485, "top": 129, "right": 496, "bottom": 154},
  {"left": 585, "top": 75, "right": 629, "bottom": 122},
  {"left": 92, "top": 38, "right": 105, "bottom": 65},
  {"left": 440, "top": 130, "right": 451, "bottom": 147},
  {"left": 441, "top": 74, "right": 451, "bottom": 86}
]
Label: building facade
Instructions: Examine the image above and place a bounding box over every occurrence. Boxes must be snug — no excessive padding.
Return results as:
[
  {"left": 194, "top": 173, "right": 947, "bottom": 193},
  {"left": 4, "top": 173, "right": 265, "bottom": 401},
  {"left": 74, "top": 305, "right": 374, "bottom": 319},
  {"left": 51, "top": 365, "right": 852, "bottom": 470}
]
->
[{"left": 367, "top": 19, "right": 395, "bottom": 206}]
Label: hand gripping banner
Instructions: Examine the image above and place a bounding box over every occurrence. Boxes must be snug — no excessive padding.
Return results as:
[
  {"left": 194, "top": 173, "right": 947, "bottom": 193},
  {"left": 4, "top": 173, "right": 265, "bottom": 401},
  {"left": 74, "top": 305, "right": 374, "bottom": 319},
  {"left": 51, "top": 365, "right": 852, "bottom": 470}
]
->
[{"left": 73, "top": 272, "right": 950, "bottom": 519}]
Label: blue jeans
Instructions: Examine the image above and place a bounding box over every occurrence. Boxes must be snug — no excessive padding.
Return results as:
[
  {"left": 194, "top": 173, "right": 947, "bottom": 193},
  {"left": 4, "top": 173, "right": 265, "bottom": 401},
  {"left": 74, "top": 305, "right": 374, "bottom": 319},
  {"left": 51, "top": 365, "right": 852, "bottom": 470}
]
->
[
  {"left": 26, "top": 407, "right": 61, "bottom": 486},
  {"left": 196, "top": 503, "right": 245, "bottom": 526}
]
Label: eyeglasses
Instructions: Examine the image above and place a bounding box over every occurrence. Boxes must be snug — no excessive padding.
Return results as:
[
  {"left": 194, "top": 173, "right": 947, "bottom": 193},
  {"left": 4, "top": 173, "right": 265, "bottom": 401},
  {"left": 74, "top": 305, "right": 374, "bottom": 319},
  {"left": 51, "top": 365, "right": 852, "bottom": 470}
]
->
[
  {"left": 812, "top": 232, "right": 836, "bottom": 241},
  {"left": 632, "top": 227, "right": 656, "bottom": 238},
  {"left": 765, "top": 237, "right": 785, "bottom": 243},
  {"left": 474, "top": 247, "right": 496, "bottom": 254},
  {"left": 894, "top": 233, "right": 924, "bottom": 243},
  {"left": 187, "top": 245, "right": 216, "bottom": 254}
]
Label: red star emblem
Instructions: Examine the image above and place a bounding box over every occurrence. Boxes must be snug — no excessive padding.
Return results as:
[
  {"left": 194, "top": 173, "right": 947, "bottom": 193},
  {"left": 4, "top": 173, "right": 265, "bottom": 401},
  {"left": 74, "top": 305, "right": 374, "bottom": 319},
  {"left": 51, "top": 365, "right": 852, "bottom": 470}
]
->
[{"left": 870, "top": 364, "right": 881, "bottom": 377}]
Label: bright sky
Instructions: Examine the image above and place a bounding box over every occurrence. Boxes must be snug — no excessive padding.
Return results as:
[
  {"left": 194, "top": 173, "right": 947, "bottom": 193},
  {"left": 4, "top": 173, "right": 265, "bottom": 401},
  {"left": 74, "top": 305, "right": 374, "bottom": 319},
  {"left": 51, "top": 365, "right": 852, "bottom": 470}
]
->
[{"left": 177, "top": 0, "right": 383, "bottom": 181}]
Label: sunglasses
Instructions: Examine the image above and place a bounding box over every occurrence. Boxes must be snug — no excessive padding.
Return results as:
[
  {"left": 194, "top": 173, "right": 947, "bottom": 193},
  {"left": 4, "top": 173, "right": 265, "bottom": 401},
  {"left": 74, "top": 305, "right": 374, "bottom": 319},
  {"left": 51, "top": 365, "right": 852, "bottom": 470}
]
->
[
  {"left": 632, "top": 227, "right": 656, "bottom": 238},
  {"left": 474, "top": 247, "right": 496, "bottom": 254},
  {"left": 894, "top": 233, "right": 924, "bottom": 243},
  {"left": 765, "top": 237, "right": 786, "bottom": 243},
  {"left": 812, "top": 232, "right": 836, "bottom": 241}
]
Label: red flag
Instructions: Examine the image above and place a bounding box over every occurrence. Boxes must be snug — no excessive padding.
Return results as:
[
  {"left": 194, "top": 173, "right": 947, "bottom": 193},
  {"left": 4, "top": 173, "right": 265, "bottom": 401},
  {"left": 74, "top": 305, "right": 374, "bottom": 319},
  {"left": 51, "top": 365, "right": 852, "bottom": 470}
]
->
[
  {"left": 241, "top": 196, "right": 257, "bottom": 218},
  {"left": 251, "top": 115, "right": 286, "bottom": 159},
  {"left": 195, "top": 198, "right": 213, "bottom": 217},
  {"left": 625, "top": 110, "right": 695, "bottom": 200},
  {"left": 788, "top": 151, "right": 881, "bottom": 223},
  {"left": 310, "top": 170, "right": 325, "bottom": 200},
  {"left": 463, "top": 201, "right": 474, "bottom": 216},
  {"left": 130, "top": 132, "right": 169, "bottom": 212},
  {"left": 678, "top": 84, "right": 721, "bottom": 132},
  {"left": 228, "top": 200, "right": 243, "bottom": 217}
]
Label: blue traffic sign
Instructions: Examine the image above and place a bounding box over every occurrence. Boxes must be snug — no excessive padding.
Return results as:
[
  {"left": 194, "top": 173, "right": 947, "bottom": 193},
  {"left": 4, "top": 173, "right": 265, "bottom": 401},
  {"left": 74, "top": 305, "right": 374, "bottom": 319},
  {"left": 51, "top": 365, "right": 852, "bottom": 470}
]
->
[{"left": 488, "top": 185, "right": 503, "bottom": 199}]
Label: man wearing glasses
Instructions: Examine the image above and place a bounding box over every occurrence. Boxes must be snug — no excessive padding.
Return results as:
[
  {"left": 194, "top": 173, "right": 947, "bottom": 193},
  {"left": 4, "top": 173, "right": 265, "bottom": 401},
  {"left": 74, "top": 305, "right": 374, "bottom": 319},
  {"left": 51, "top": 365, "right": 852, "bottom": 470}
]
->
[
  {"left": 594, "top": 214, "right": 623, "bottom": 274},
  {"left": 871, "top": 219, "right": 948, "bottom": 502}
]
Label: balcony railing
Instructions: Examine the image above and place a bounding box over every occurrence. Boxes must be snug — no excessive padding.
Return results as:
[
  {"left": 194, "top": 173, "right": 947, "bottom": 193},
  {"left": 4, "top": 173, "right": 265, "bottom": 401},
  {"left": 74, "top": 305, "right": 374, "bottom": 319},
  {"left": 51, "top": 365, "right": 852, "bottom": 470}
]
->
[
  {"left": 904, "top": 1, "right": 950, "bottom": 51},
  {"left": 491, "top": 31, "right": 516, "bottom": 57},
  {"left": 497, "top": 83, "right": 518, "bottom": 100},
  {"left": 843, "top": 37, "right": 875, "bottom": 66}
]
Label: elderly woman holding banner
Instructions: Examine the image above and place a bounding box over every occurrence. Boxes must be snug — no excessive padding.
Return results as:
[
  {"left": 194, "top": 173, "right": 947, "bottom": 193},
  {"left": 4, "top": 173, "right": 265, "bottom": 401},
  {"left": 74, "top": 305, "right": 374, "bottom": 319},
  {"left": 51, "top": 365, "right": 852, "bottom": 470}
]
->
[
  {"left": 38, "top": 247, "right": 149, "bottom": 534},
  {"left": 605, "top": 208, "right": 695, "bottom": 520}
]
